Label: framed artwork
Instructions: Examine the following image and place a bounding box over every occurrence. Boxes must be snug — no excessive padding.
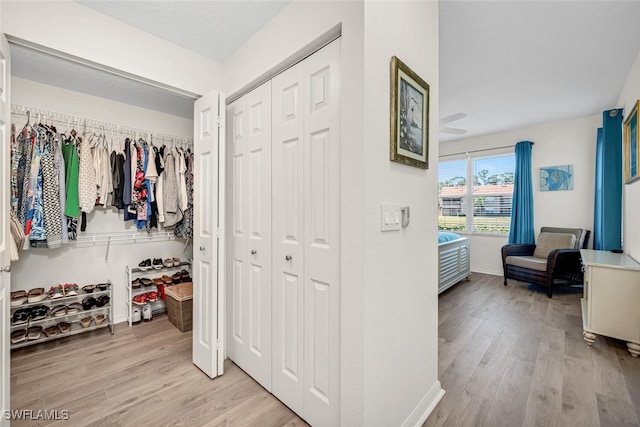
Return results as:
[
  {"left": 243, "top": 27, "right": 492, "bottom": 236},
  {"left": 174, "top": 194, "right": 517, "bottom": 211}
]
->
[
  {"left": 624, "top": 99, "right": 639, "bottom": 184},
  {"left": 390, "top": 56, "right": 429, "bottom": 169},
  {"left": 540, "top": 164, "right": 574, "bottom": 191}
]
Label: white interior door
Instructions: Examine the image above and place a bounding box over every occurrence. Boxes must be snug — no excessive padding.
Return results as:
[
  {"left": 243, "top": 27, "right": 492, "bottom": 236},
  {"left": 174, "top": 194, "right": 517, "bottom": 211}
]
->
[
  {"left": 227, "top": 82, "right": 272, "bottom": 390},
  {"left": 302, "top": 38, "right": 341, "bottom": 427},
  {"left": 0, "top": 32, "right": 10, "bottom": 427},
  {"left": 193, "top": 90, "right": 225, "bottom": 378},
  {"left": 272, "top": 61, "right": 305, "bottom": 415}
]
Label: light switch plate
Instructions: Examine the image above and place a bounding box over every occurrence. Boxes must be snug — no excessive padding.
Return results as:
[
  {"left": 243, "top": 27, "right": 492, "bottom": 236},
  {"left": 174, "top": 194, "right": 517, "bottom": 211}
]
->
[{"left": 381, "top": 204, "right": 401, "bottom": 231}]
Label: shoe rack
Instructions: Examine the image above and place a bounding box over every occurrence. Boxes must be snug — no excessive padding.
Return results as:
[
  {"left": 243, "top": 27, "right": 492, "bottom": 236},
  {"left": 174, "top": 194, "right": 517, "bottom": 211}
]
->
[
  {"left": 125, "top": 260, "right": 192, "bottom": 327},
  {"left": 10, "top": 282, "right": 114, "bottom": 350}
]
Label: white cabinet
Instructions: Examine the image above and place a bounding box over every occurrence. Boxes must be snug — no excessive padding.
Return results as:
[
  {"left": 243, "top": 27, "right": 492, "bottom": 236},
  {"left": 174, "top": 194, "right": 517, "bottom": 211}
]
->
[
  {"left": 228, "top": 39, "right": 341, "bottom": 427},
  {"left": 580, "top": 249, "right": 640, "bottom": 356}
]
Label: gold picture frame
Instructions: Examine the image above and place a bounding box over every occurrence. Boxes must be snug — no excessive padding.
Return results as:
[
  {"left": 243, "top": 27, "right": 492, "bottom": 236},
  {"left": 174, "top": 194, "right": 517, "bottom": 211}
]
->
[
  {"left": 390, "top": 56, "right": 429, "bottom": 169},
  {"left": 624, "top": 99, "right": 640, "bottom": 184}
]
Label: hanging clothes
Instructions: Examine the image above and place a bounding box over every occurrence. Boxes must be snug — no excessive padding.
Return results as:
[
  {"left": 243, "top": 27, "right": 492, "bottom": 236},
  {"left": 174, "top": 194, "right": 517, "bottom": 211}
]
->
[
  {"left": 78, "top": 135, "right": 97, "bottom": 216},
  {"left": 40, "top": 128, "right": 63, "bottom": 249},
  {"left": 16, "top": 126, "right": 36, "bottom": 229},
  {"left": 175, "top": 149, "right": 193, "bottom": 239},
  {"left": 53, "top": 134, "right": 69, "bottom": 245}
]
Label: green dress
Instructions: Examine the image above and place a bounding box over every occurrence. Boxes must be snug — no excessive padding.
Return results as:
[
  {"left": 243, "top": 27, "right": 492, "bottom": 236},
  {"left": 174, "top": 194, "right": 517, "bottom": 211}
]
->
[{"left": 61, "top": 137, "right": 80, "bottom": 218}]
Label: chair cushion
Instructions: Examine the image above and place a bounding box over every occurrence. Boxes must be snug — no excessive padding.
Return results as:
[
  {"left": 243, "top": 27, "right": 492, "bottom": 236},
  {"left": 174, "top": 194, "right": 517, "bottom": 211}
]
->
[
  {"left": 533, "top": 232, "right": 577, "bottom": 259},
  {"left": 505, "top": 255, "right": 548, "bottom": 271},
  {"left": 539, "top": 227, "right": 585, "bottom": 249}
]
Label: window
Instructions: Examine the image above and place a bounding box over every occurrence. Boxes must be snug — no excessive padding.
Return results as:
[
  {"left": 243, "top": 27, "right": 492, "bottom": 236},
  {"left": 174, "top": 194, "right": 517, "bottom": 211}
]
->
[{"left": 438, "top": 153, "right": 515, "bottom": 234}]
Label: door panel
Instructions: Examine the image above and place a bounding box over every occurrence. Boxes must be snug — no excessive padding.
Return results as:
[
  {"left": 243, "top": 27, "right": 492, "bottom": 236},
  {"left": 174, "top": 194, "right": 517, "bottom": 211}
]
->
[
  {"left": 272, "top": 62, "right": 305, "bottom": 415},
  {"left": 227, "top": 97, "right": 247, "bottom": 368},
  {"left": 193, "top": 90, "right": 224, "bottom": 378},
  {"left": 303, "top": 39, "right": 341, "bottom": 427},
  {"left": 0, "top": 32, "right": 10, "bottom": 427},
  {"left": 226, "top": 82, "right": 272, "bottom": 389}
]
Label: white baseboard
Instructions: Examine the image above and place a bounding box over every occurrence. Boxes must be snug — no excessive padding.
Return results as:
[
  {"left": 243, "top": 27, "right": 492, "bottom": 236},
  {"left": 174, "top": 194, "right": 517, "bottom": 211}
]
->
[
  {"left": 400, "top": 381, "right": 445, "bottom": 427},
  {"left": 470, "top": 268, "right": 502, "bottom": 276}
]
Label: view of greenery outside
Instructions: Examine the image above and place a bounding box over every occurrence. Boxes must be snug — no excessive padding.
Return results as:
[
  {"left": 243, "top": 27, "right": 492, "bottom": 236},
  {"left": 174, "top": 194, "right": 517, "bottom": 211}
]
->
[{"left": 438, "top": 166, "right": 514, "bottom": 234}]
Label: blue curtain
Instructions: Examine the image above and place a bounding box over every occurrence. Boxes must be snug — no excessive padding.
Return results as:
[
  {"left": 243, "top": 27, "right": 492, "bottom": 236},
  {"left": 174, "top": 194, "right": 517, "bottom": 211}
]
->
[
  {"left": 594, "top": 109, "right": 623, "bottom": 250},
  {"left": 508, "top": 141, "right": 535, "bottom": 244}
]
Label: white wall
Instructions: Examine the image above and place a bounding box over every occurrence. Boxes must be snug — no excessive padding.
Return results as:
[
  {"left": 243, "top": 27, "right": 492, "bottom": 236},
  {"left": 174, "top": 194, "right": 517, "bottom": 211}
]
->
[
  {"left": 11, "top": 77, "right": 194, "bottom": 324},
  {"left": 617, "top": 49, "right": 640, "bottom": 262},
  {"left": 225, "top": 1, "right": 442, "bottom": 425},
  {"left": 440, "top": 114, "right": 600, "bottom": 274},
  {"left": 224, "top": 2, "right": 366, "bottom": 425},
  {"left": 2, "top": 1, "right": 221, "bottom": 95},
  {"left": 362, "top": 2, "right": 441, "bottom": 426}
]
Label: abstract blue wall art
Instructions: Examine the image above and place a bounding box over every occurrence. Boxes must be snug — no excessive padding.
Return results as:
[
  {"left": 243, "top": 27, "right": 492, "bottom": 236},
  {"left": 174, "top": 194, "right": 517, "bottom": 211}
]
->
[{"left": 540, "top": 164, "right": 574, "bottom": 191}]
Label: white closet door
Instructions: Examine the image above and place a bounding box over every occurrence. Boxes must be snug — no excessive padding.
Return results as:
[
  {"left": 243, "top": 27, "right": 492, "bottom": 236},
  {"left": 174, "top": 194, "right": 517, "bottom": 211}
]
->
[
  {"left": 193, "top": 90, "right": 225, "bottom": 378},
  {"left": 227, "top": 82, "right": 272, "bottom": 389},
  {"left": 227, "top": 95, "right": 248, "bottom": 369},
  {"left": 272, "top": 61, "right": 305, "bottom": 415},
  {"left": 0, "top": 33, "right": 10, "bottom": 427},
  {"left": 302, "top": 39, "right": 341, "bottom": 427}
]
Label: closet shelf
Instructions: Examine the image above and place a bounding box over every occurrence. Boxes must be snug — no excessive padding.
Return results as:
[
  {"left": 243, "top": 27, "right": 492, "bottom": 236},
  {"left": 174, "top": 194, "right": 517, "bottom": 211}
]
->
[
  {"left": 10, "top": 322, "right": 112, "bottom": 350},
  {"left": 73, "top": 231, "right": 178, "bottom": 244},
  {"left": 130, "top": 260, "right": 192, "bottom": 274}
]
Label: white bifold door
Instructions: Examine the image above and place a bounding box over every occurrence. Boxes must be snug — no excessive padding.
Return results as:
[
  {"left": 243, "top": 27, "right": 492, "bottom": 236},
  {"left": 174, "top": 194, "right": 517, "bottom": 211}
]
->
[
  {"left": 227, "top": 81, "right": 272, "bottom": 389},
  {"left": 193, "top": 90, "right": 226, "bottom": 379},
  {"left": 0, "top": 32, "right": 11, "bottom": 427},
  {"left": 228, "top": 39, "right": 340, "bottom": 427}
]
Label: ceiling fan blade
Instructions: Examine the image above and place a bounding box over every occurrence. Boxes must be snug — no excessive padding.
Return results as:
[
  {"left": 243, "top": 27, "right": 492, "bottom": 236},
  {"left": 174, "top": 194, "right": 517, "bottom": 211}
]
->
[
  {"left": 440, "top": 126, "right": 467, "bottom": 135},
  {"left": 439, "top": 112, "right": 467, "bottom": 124}
]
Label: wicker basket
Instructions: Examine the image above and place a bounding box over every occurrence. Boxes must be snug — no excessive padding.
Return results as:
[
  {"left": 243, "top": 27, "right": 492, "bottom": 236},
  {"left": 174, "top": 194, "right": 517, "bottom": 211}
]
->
[{"left": 165, "top": 282, "right": 193, "bottom": 333}]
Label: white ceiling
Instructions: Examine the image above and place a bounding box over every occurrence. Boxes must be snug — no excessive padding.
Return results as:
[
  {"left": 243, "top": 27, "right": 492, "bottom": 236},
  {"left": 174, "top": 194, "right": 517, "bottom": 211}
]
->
[
  {"left": 439, "top": 0, "right": 640, "bottom": 142},
  {"left": 11, "top": 1, "right": 640, "bottom": 141},
  {"left": 76, "top": 0, "right": 290, "bottom": 62}
]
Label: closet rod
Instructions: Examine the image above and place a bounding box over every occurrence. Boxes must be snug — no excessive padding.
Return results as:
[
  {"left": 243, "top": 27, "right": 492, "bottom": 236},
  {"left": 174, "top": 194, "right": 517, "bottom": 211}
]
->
[
  {"left": 439, "top": 141, "right": 535, "bottom": 158},
  {"left": 11, "top": 103, "right": 193, "bottom": 146}
]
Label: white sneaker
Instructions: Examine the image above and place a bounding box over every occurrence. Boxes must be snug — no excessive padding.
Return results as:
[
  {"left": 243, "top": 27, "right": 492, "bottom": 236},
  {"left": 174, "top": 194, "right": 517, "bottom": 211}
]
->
[
  {"left": 142, "top": 304, "right": 152, "bottom": 322},
  {"left": 132, "top": 307, "right": 142, "bottom": 323}
]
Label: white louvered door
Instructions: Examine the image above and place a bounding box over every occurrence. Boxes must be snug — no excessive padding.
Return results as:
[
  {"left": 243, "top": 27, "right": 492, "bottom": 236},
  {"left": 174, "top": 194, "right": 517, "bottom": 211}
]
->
[
  {"left": 227, "top": 82, "right": 272, "bottom": 390},
  {"left": 272, "top": 61, "right": 305, "bottom": 415}
]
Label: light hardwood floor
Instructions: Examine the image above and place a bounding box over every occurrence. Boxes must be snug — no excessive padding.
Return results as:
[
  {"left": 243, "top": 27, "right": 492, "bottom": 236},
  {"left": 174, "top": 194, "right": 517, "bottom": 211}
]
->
[
  {"left": 11, "top": 318, "right": 307, "bottom": 427},
  {"left": 425, "top": 273, "right": 640, "bottom": 427}
]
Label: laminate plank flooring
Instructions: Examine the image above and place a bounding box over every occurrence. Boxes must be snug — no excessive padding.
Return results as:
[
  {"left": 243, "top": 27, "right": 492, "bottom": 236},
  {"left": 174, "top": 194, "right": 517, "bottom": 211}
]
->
[
  {"left": 425, "top": 273, "right": 640, "bottom": 427},
  {"left": 10, "top": 318, "right": 307, "bottom": 427}
]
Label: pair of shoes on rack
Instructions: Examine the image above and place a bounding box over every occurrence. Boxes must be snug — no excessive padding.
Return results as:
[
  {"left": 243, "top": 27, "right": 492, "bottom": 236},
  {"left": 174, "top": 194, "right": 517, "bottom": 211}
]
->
[
  {"left": 138, "top": 259, "right": 152, "bottom": 271},
  {"left": 163, "top": 257, "right": 181, "bottom": 268},
  {"left": 11, "top": 288, "right": 48, "bottom": 306},
  {"left": 152, "top": 258, "right": 164, "bottom": 269},
  {"left": 132, "top": 292, "right": 158, "bottom": 305},
  {"left": 43, "top": 322, "right": 71, "bottom": 336},
  {"left": 82, "top": 295, "right": 110, "bottom": 310},
  {"left": 171, "top": 270, "right": 192, "bottom": 283}
]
